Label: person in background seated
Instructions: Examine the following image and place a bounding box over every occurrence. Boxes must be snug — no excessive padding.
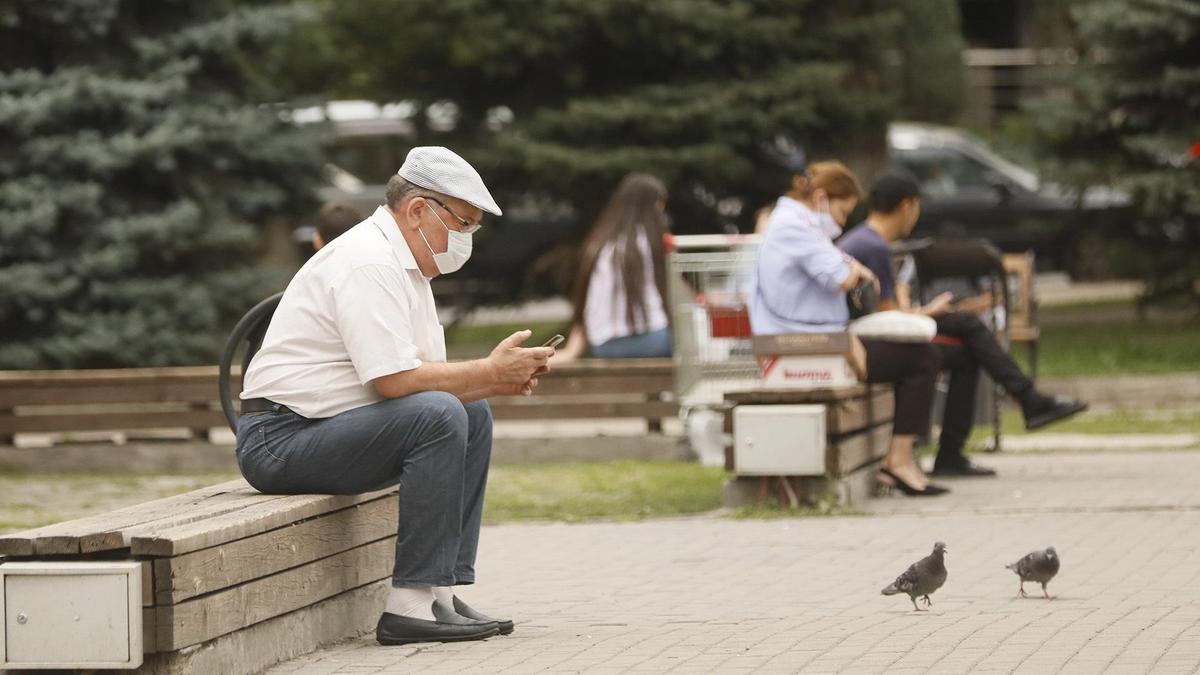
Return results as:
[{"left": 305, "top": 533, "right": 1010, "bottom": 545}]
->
[
  {"left": 556, "top": 173, "right": 672, "bottom": 360},
  {"left": 838, "top": 170, "right": 1088, "bottom": 477},
  {"left": 749, "top": 159, "right": 948, "bottom": 497},
  {"left": 313, "top": 201, "right": 365, "bottom": 250}
]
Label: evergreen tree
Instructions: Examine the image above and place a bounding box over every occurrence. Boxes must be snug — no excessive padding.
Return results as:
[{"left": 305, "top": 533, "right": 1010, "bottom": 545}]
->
[
  {"left": 0, "top": 0, "right": 327, "bottom": 369},
  {"left": 896, "top": 0, "right": 965, "bottom": 122},
  {"left": 1034, "top": 0, "right": 1200, "bottom": 308},
  {"left": 274, "top": 0, "right": 902, "bottom": 234}
]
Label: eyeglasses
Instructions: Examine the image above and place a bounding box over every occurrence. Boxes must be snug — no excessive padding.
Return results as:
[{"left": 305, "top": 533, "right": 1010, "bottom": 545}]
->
[{"left": 423, "top": 196, "right": 482, "bottom": 234}]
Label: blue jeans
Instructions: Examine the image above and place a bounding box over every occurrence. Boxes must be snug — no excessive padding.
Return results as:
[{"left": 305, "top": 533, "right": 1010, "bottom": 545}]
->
[
  {"left": 592, "top": 328, "right": 672, "bottom": 358},
  {"left": 235, "top": 392, "right": 493, "bottom": 587}
]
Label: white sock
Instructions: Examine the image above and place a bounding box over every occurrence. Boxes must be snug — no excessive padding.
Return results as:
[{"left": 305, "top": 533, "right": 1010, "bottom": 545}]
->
[
  {"left": 432, "top": 586, "right": 455, "bottom": 607},
  {"left": 385, "top": 586, "right": 435, "bottom": 621}
]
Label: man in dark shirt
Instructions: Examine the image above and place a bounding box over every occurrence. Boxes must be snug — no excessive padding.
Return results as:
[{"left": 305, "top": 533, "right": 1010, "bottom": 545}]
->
[{"left": 839, "top": 171, "right": 1088, "bottom": 477}]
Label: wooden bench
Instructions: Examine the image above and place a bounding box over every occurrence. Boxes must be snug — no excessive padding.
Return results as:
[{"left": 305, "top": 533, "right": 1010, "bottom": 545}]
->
[
  {"left": 721, "top": 385, "right": 895, "bottom": 508},
  {"left": 0, "top": 480, "right": 397, "bottom": 673},
  {"left": 0, "top": 359, "right": 677, "bottom": 446},
  {"left": 1002, "top": 251, "right": 1040, "bottom": 380}
]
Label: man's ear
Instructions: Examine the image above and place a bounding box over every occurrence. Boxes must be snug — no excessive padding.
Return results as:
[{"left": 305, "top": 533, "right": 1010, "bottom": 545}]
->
[
  {"left": 399, "top": 197, "right": 425, "bottom": 228},
  {"left": 791, "top": 174, "right": 809, "bottom": 193}
]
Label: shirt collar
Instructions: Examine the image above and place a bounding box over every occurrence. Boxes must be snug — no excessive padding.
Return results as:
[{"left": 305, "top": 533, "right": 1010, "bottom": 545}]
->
[
  {"left": 776, "top": 196, "right": 818, "bottom": 223},
  {"left": 369, "top": 205, "right": 419, "bottom": 271}
]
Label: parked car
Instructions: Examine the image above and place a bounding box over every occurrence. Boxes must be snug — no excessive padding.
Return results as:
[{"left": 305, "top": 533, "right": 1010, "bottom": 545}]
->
[{"left": 887, "top": 122, "right": 1132, "bottom": 274}]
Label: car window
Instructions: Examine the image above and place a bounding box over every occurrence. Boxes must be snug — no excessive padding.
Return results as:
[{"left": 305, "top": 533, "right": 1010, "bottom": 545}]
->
[{"left": 895, "top": 148, "right": 999, "bottom": 198}]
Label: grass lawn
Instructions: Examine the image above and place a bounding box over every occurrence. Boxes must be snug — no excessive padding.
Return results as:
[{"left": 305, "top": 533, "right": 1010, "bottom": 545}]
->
[
  {"left": 967, "top": 406, "right": 1200, "bottom": 441},
  {"left": 1027, "top": 311, "right": 1200, "bottom": 378}
]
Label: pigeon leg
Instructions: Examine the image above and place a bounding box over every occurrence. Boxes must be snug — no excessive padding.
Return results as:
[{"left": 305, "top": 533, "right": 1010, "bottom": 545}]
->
[
  {"left": 1017, "top": 582, "right": 1027, "bottom": 598},
  {"left": 1042, "top": 583, "right": 1052, "bottom": 600},
  {"left": 921, "top": 595, "right": 933, "bottom": 608},
  {"left": 910, "top": 597, "right": 924, "bottom": 612}
]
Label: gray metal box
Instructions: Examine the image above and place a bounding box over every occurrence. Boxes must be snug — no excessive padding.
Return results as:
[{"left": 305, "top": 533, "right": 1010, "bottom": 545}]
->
[
  {"left": 1, "top": 561, "right": 142, "bottom": 669},
  {"left": 733, "top": 404, "right": 826, "bottom": 475}
]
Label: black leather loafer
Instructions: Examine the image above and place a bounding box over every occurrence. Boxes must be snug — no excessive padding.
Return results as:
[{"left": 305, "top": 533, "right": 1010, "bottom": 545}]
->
[
  {"left": 453, "top": 596, "right": 515, "bottom": 635},
  {"left": 1025, "top": 396, "right": 1088, "bottom": 431},
  {"left": 375, "top": 611, "right": 499, "bottom": 645}
]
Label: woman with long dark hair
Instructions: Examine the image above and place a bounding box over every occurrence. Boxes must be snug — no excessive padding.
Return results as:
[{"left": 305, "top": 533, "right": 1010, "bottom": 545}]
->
[{"left": 557, "top": 173, "right": 671, "bottom": 359}]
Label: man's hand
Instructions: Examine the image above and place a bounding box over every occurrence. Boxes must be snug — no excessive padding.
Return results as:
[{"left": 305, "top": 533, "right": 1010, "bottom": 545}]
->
[
  {"left": 954, "top": 292, "right": 994, "bottom": 314},
  {"left": 493, "top": 378, "right": 538, "bottom": 397},
  {"left": 487, "top": 330, "right": 553, "bottom": 389},
  {"left": 920, "top": 292, "right": 955, "bottom": 317}
]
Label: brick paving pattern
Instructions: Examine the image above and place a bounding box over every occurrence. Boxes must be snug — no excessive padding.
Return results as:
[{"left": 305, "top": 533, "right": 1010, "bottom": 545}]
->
[{"left": 269, "top": 450, "right": 1200, "bottom": 674}]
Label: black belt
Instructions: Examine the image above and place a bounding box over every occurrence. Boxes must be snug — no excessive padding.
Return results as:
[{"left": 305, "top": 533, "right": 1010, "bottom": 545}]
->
[{"left": 240, "top": 398, "right": 296, "bottom": 416}]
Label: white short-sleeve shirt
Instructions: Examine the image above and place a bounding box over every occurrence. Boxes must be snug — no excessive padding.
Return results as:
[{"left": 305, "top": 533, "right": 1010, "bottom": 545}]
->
[{"left": 240, "top": 206, "right": 446, "bottom": 418}]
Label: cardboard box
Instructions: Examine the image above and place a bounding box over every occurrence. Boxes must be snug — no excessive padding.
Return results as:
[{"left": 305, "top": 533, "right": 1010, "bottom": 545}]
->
[{"left": 753, "top": 333, "right": 867, "bottom": 389}]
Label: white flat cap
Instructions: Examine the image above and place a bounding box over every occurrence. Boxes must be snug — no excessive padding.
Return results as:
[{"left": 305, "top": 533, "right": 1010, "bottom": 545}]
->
[{"left": 397, "top": 146, "right": 502, "bottom": 216}]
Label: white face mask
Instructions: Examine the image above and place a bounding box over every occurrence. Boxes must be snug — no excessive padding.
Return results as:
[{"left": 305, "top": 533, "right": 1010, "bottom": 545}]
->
[
  {"left": 418, "top": 207, "right": 473, "bottom": 274},
  {"left": 815, "top": 197, "right": 842, "bottom": 239}
]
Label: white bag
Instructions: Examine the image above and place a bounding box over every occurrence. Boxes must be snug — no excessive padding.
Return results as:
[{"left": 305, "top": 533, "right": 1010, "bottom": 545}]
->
[{"left": 848, "top": 310, "right": 936, "bottom": 343}]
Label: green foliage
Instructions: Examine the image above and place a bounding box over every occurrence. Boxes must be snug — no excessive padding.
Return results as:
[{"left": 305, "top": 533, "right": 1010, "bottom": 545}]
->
[
  {"left": 273, "top": 0, "right": 907, "bottom": 232},
  {"left": 1032, "top": 0, "right": 1200, "bottom": 308},
  {"left": 894, "top": 0, "right": 966, "bottom": 122},
  {"left": 0, "top": 0, "right": 328, "bottom": 368}
]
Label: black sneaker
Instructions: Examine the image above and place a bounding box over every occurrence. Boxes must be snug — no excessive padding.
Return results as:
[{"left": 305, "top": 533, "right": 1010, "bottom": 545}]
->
[{"left": 1023, "top": 394, "right": 1088, "bottom": 431}]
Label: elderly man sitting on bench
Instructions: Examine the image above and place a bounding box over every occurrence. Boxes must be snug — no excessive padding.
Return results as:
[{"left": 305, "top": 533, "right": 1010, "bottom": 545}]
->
[
  {"left": 838, "top": 170, "right": 1088, "bottom": 477},
  {"left": 238, "top": 147, "right": 553, "bottom": 645}
]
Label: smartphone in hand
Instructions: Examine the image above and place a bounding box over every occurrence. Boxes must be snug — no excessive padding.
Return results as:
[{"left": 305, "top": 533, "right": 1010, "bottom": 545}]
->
[{"left": 541, "top": 334, "right": 565, "bottom": 348}]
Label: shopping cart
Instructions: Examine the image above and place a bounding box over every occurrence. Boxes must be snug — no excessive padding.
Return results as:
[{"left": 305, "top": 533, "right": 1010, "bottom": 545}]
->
[{"left": 664, "top": 235, "right": 770, "bottom": 463}]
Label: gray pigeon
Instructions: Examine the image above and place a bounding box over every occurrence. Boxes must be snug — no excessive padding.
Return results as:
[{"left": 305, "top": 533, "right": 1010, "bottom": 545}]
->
[
  {"left": 1007, "top": 546, "right": 1060, "bottom": 599},
  {"left": 882, "top": 542, "right": 948, "bottom": 611}
]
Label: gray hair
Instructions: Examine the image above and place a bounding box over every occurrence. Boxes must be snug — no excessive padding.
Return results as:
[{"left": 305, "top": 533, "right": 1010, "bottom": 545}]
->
[{"left": 385, "top": 175, "right": 437, "bottom": 209}]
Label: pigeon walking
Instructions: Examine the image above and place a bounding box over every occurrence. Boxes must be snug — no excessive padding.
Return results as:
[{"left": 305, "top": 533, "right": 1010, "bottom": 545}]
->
[
  {"left": 1007, "top": 546, "right": 1060, "bottom": 599},
  {"left": 882, "top": 542, "right": 948, "bottom": 611}
]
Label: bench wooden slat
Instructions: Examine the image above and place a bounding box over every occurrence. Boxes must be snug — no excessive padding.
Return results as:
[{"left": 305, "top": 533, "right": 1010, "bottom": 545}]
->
[
  {"left": 75, "top": 492, "right": 312, "bottom": 556},
  {"left": 530, "top": 374, "right": 675, "bottom": 395},
  {"left": 0, "top": 480, "right": 247, "bottom": 556},
  {"left": 0, "top": 366, "right": 224, "bottom": 384},
  {"left": 544, "top": 358, "right": 674, "bottom": 376},
  {"left": 827, "top": 422, "right": 892, "bottom": 476},
  {"left": 77, "top": 490, "right": 285, "bottom": 555},
  {"left": 132, "top": 487, "right": 398, "bottom": 557},
  {"left": 725, "top": 384, "right": 869, "bottom": 405},
  {"left": 153, "top": 496, "right": 397, "bottom": 604},
  {"left": 827, "top": 387, "right": 894, "bottom": 434},
  {"left": 157, "top": 536, "right": 394, "bottom": 650},
  {"left": 0, "top": 382, "right": 232, "bottom": 408},
  {"left": 0, "top": 409, "right": 225, "bottom": 435},
  {"left": 490, "top": 399, "right": 679, "bottom": 421}
]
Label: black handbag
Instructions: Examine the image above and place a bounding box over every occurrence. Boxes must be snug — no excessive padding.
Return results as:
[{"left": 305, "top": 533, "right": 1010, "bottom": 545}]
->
[{"left": 846, "top": 279, "right": 879, "bottom": 319}]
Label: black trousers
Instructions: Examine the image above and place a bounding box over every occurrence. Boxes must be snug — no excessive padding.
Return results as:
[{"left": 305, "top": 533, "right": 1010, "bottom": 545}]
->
[
  {"left": 933, "top": 311, "right": 1035, "bottom": 463},
  {"left": 862, "top": 339, "right": 941, "bottom": 438}
]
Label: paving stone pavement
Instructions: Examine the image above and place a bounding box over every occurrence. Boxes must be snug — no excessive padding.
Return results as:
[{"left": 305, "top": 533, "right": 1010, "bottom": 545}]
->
[{"left": 268, "top": 450, "right": 1200, "bottom": 674}]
